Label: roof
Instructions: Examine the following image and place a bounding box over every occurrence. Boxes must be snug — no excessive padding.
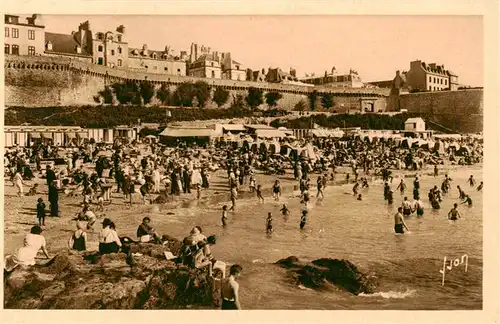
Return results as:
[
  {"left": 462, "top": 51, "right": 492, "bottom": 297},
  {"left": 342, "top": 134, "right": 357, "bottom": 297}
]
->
[
  {"left": 222, "top": 124, "right": 246, "bottom": 132},
  {"left": 128, "top": 48, "right": 177, "bottom": 61},
  {"left": 245, "top": 124, "right": 275, "bottom": 130},
  {"left": 193, "top": 53, "right": 219, "bottom": 63},
  {"left": 447, "top": 70, "right": 458, "bottom": 76},
  {"left": 159, "top": 127, "right": 216, "bottom": 137},
  {"left": 255, "top": 129, "right": 287, "bottom": 138},
  {"left": 45, "top": 32, "right": 91, "bottom": 56},
  {"left": 405, "top": 117, "right": 425, "bottom": 123}
]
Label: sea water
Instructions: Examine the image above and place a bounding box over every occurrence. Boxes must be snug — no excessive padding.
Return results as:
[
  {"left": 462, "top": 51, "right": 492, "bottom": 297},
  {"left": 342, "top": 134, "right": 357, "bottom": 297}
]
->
[{"left": 153, "top": 165, "right": 483, "bottom": 310}]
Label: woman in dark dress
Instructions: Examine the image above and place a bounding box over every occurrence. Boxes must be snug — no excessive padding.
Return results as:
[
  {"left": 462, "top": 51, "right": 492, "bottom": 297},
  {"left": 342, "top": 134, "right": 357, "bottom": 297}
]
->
[
  {"left": 68, "top": 222, "right": 87, "bottom": 251},
  {"left": 48, "top": 181, "right": 59, "bottom": 217}
]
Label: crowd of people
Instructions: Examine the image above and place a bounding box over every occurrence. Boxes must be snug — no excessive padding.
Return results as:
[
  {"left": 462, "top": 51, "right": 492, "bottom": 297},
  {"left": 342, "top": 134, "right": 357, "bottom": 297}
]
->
[{"left": 4, "top": 131, "right": 483, "bottom": 310}]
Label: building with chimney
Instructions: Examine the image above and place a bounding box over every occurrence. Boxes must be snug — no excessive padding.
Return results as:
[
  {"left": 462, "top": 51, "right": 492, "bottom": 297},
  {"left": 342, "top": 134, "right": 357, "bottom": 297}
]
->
[
  {"left": 4, "top": 14, "right": 45, "bottom": 56},
  {"left": 128, "top": 44, "right": 186, "bottom": 76},
  {"left": 299, "top": 67, "right": 364, "bottom": 88},
  {"left": 187, "top": 43, "right": 245, "bottom": 80},
  {"left": 405, "top": 60, "right": 459, "bottom": 92}
]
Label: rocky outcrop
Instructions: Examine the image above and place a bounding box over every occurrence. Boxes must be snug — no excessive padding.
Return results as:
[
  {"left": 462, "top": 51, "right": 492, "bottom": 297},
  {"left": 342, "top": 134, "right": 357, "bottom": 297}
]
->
[
  {"left": 275, "top": 256, "right": 377, "bottom": 295},
  {"left": 4, "top": 240, "right": 220, "bottom": 309}
]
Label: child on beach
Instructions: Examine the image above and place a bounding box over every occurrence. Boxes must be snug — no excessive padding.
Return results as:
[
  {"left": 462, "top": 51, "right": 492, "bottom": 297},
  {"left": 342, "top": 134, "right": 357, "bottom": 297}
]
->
[
  {"left": 68, "top": 221, "right": 87, "bottom": 251},
  {"left": 256, "top": 185, "right": 264, "bottom": 203},
  {"left": 36, "top": 198, "right": 46, "bottom": 226},
  {"left": 222, "top": 205, "right": 228, "bottom": 227},
  {"left": 300, "top": 210, "right": 307, "bottom": 229},
  {"left": 272, "top": 180, "right": 281, "bottom": 201},
  {"left": 249, "top": 176, "right": 256, "bottom": 193},
  {"left": 266, "top": 213, "right": 273, "bottom": 234},
  {"left": 280, "top": 204, "right": 290, "bottom": 219}
]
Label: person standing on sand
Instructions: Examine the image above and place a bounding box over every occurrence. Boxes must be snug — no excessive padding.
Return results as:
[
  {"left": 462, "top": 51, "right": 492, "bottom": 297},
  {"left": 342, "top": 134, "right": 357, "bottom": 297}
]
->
[
  {"left": 256, "top": 184, "right": 264, "bottom": 203},
  {"left": 220, "top": 264, "right": 243, "bottom": 310},
  {"left": 272, "top": 180, "right": 281, "bottom": 201},
  {"left": 300, "top": 210, "right": 308, "bottom": 229},
  {"left": 221, "top": 205, "right": 228, "bottom": 227},
  {"left": 229, "top": 183, "right": 238, "bottom": 211},
  {"left": 36, "top": 198, "right": 46, "bottom": 226},
  {"left": 48, "top": 181, "right": 59, "bottom": 217},
  {"left": 477, "top": 181, "right": 483, "bottom": 191},
  {"left": 316, "top": 176, "right": 325, "bottom": 199},
  {"left": 14, "top": 170, "right": 25, "bottom": 197},
  {"left": 394, "top": 207, "right": 410, "bottom": 234},
  {"left": 434, "top": 165, "right": 438, "bottom": 177}
]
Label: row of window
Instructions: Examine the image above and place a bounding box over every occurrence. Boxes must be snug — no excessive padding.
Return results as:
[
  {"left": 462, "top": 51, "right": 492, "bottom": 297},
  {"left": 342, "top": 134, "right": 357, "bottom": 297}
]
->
[
  {"left": 5, "top": 27, "right": 36, "bottom": 40},
  {"left": 97, "top": 45, "right": 123, "bottom": 55},
  {"left": 428, "top": 86, "right": 447, "bottom": 91},
  {"left": 96, "top": 33, "right": 122, "bottom": 42},
  {"left": 5, "top": 44, "right": 36, "bottom": 55},
  {"left": 428, "top": 75, "right": 448, "bottom": 86}
]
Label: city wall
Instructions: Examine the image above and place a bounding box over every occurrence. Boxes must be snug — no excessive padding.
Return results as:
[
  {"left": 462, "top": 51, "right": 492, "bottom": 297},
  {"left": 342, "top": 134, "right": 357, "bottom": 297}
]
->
[
  {"left": 395, "top": 89, "right": 483, "bottom": 133},
  {"left": 4, "top": 55, "right": 386, "bottom": 111}
]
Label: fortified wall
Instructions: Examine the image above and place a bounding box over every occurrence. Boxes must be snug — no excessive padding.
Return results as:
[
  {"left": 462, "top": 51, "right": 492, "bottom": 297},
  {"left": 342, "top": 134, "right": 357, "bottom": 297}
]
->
[
  {"left": 391, "top": 89, "right": 483, "bottom": 133},
  {"left": 4, "top": 55, "right": 387, "bottom": 112}
]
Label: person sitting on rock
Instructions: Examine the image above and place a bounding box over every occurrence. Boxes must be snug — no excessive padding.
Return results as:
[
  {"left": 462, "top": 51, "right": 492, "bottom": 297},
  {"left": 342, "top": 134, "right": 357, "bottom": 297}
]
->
[
  {"left": 98, "top": 218, "right": 122, "bottom": 254},
  {"left": 136, "top": 217, "right": 162, "bottom": 244},
  {"left": 193, "top": 235, "right": 217, "bottom": 271},
  {"left": 68, "top": 221, "right": 87, "bottom": 252},
  {"left": 4, "top": 225, "right": 51, "bottom": 272}
]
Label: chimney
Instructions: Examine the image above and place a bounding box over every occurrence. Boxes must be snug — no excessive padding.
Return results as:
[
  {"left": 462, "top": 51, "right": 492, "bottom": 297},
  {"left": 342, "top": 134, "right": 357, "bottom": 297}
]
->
[
  {"left": 116, "top": 25, "right": 125, "bottom": 34},
  {"left": 290, "top": 68, "right": 296, "bottom": 77},
  {"left": 396, "top": 70, "right": 400, "bottom": 76}
]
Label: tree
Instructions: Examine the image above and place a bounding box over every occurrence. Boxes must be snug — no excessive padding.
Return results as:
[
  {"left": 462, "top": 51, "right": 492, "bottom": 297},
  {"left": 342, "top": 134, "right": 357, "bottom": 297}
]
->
[
  {"left": 98, "top": 86, "right": 113, "bottom": 104},
  {"left": 246, "top": 87, "right": 264, "bottom": 110},
  {"left": 213, "top": 87, "right": 230, "bottom": 107},
  {"left": 156, "top": 84, "right": 171, "bottom": 105},
  {"left": 140, "top": 81, "right": 155, "bottom": 104},
  {"left": 173, "top": 82, "right": 195, "bottom": 107},
  {"left": 231, "top": 94, "right": 246, "bottom": 109},
  {"left": 308, "top": 90, "right": 319, "bottom": 111},
  {"left": 321, "top": 93, "right": 334, "bottom": 109},
  {"left": 265, "top": 91, "right": 283, "bottom": 107},
  {"left": 193, "top": 81, "right": 211, "bottom": 108},
  {"left": 294, "top": 99, "right": 307, "bottom": 112},
  {"left": 112, "top": 81, "right": 140, "bottom": 105}
]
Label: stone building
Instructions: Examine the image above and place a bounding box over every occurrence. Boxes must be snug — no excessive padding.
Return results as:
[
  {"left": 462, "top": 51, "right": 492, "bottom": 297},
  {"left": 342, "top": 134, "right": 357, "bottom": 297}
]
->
[
  {"left": 187, "top": 43, "right": 245, "bottom": 80},
  {"left": 299, "top": 67, "right": 364, "bottom": 88},
  {"left": 128, "top": 44, "right": 186, "bottom": 76},
  {"left": 4, "top": 14, "right": 45, "bottom": 56},
  {"left": 405, "top": 60, "right": 459, "bottom": 92}
]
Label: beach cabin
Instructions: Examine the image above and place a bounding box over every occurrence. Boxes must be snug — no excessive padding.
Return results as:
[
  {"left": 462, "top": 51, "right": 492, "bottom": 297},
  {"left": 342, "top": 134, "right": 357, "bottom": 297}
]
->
[
  {"left": 159, "top": 126, "right": 218, "bottom": 147},
  {"left": 404, "top": 118, "right": 426, "bottom": 132}
]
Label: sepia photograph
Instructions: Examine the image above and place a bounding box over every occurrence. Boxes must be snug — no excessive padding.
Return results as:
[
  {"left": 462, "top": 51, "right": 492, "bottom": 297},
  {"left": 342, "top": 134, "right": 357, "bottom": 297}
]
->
[{"left": 0, "top": 1, "right": 498, "bottom": 321}]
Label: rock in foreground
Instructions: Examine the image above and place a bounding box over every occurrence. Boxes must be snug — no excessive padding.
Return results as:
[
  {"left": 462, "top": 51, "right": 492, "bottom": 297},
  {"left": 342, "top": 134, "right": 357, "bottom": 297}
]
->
[
  {"left": 275, "top": 256, "right": 377, "bottom": 295},
  {"left": 4, "top": 241, "right": 220, "bottom": 309}
]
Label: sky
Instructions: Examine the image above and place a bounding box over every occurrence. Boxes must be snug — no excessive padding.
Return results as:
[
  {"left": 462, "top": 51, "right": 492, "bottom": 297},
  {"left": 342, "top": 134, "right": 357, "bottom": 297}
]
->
[{"left": 40, "top": 15, "right": 483, "bottom": 86}]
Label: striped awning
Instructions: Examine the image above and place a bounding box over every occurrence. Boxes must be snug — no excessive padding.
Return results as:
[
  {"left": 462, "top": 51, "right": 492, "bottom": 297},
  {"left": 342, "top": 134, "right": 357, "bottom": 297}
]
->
[
  {"left": 65, "top": 132, "right": 76, "bottom": 139},
  {"left": 77, "top": 132, "right": 88, "bottom": 138},
  {"left": 30, "top": 132, "right": 41, "bottom": 138}
]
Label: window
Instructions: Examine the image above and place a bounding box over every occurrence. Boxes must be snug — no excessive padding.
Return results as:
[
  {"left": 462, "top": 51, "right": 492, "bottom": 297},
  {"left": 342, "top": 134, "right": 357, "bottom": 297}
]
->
[
  {"left": 117, "top": 35, "right": 122, "bottom": 42},
  {"left": 236, "top": 65, "right": 240, "bottom": 70},
  {"left": 5, "top": 27, "right": 9, "bottom": 37},
  {"left": 211, "top": 62, "right": 214, "bottom": 67},
  {"left": 145, "top": 65, "right": 148, "bottom": 69},
  {"left": 178, "top": 68, "right": 181, "bottom": 73},
  {"left": 28, "top": 30, "right": 35, "bottom": 40},
  {"left": 111, "top": 49, "right": 115, "bottom": 56},
  {"left": 97, "top": 33, "right": 104, "bottom": 40},
  {"left": 440, "top": 79, "right": 442, "bottom": 84},
  {"left": 445, "top": 80, "right": 448, "bottom": 85},
  {"left": 12, "top": 28, "right": 19, "bottom": 38},
  {"left": 97, "top": 57, "right": 103, "bottom": 65},
  {"left": 28, "top": 46, "right": 35, "bottom": 55},
  {"left": 11, "top": 44, "right": 19, "bottom": 55},
  {"left": 117, "top": 59, "right": 122, "bottom": 67},
  {"left": 429, "top": 76, "right": 431, "bottom": 82},
  {"left": 4, "top": 44, "right": 9, "bottom": 54},
  {"left": 428, "top": 86, "right": 431, "bottom": 91},
  {"left": 98, "top": 45, "right": 103, "bottom": 52},
  {"left": 433, "top": 77, "right": 436, "bottom": 83},
  {"left": 211, "top": 70, "right": 215, "bottom": 78},
  {"left": 164, "top": 67, "right": 168, "bottom": 71},
  {"left": 152, "top": 53, "right": 157, "bottom": 59},
  {"left": 118, "top": 47, "right": 122, "bottom": 54}
]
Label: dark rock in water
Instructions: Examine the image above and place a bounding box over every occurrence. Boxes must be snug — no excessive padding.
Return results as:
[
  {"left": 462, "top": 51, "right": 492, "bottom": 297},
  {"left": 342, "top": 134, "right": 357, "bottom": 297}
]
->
[
  {"left": 4, "top": 234, "right": 218, "bottom": 309},
  {"left": 275, "top": 256, "right": 377, "bottom": 295},
  {"left": 275, "top": 256, "right": 300, "bottom": 268}
]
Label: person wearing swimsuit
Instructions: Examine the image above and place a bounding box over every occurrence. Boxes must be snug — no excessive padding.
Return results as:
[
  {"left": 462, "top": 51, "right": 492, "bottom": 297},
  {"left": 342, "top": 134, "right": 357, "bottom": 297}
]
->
[
  {"left": 448, "top": 203, "right": 462, "bottom": 221},
  {"left": 68, "top": 222, "right": 87, "bottom": 251},
  {"left": 272, "top": 180, "right": 281, "bottom": 201},
  {"left": 402, "top": 197, "right": 412, "bottom": 216},
  {"left": 221, "top": 264, "right": 242, "bottom": 310},
  {"left": 394, "top": 207, "right": 410, "bottom": 234}
]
